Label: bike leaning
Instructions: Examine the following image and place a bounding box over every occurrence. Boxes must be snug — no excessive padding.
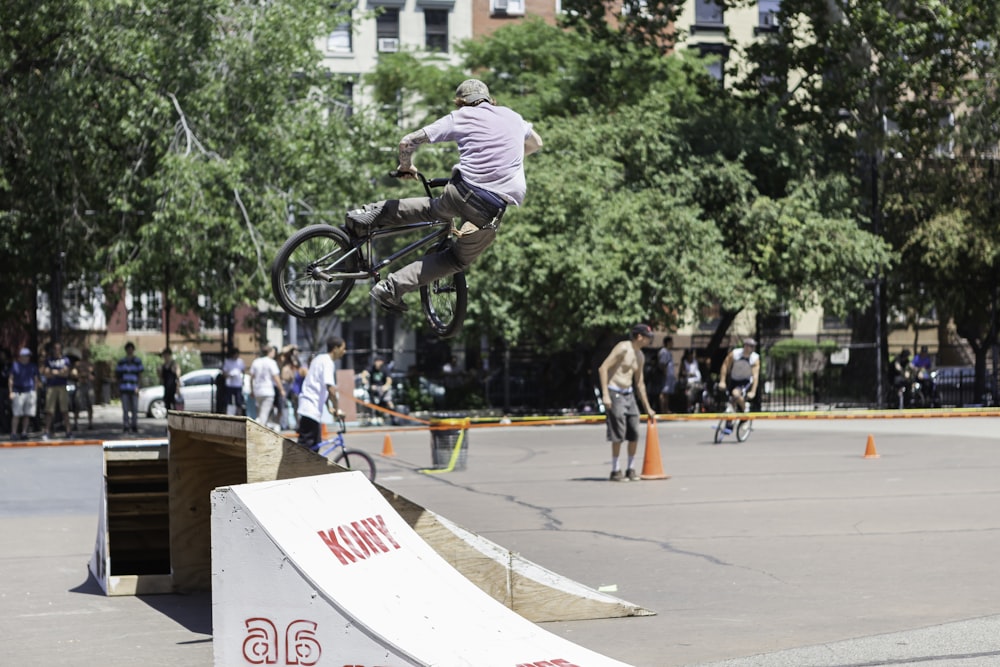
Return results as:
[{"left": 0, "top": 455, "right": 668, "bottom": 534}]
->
[
  {"left": 308, "top": 416, "right": 376, "bottom": 482},
  {"left": 714, "top": 386, "right": 753, "bottom": 444},
  {"left": 270, "top": 171, "right": 467, "bottom": 339}
]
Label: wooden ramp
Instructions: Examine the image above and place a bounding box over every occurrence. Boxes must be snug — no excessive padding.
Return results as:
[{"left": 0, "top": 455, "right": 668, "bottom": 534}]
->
[
  {"left": 213, "top": 472, "right": 635, "bottom": 666},
  {"left": 90, "top": 412, "right": 652, "bottom": 622}
]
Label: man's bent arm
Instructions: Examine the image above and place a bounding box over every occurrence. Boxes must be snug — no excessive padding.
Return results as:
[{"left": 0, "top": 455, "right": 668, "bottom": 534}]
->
[
  {"left": 525, "top": 129, "right": 543, "bottom": 156},
  {"left": 398, "top": 129, "right": 429, "bottom": 172}
]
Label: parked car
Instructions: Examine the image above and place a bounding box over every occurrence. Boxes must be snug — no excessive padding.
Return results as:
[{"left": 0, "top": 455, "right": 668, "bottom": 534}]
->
[{"left": 138, "top": 368, "right": 251, "bottom": 419}]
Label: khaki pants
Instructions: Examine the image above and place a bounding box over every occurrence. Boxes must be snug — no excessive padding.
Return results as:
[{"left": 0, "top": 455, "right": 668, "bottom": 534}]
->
[{"left": 375, "top": 184, "right": 500, "bottom": 295}]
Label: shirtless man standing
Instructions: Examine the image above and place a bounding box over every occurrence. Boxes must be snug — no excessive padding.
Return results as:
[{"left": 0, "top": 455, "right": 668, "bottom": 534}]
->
[{"left": 598, "top": 324, "right": 656, "bottom": 481}]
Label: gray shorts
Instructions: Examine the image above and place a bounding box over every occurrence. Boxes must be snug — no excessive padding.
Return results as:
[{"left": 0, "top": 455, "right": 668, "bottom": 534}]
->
[
  {"left": 12, "top": 391, "right": 37, "bottom": 418},
  {"left": 606, "top": 389, "right": 640, "bottom": 443}
]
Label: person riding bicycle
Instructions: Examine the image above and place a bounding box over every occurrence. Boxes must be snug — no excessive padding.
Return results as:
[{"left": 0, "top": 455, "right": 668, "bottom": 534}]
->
[
  {"left": 344, "top": 78, "right": 543, "bottom": 312},
  {"left": 718, "top": 338, "right": 760, "bottom": 422}
]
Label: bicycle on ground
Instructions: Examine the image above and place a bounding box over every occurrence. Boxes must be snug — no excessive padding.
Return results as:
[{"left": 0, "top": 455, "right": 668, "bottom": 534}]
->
[
  {"left": 308, "top": 416, "right": 377, "bottom": 482},
  {"left": 271, "top": 171, "right": 467, "bottom": 338},
  {"left": 713, "top": 386, "right": 753, "bottom": 444}
]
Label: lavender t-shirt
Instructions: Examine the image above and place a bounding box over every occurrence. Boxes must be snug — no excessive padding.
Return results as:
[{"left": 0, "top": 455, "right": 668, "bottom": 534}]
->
[{"left": 422, "top": 104, "right": 534, "bottom": 205}]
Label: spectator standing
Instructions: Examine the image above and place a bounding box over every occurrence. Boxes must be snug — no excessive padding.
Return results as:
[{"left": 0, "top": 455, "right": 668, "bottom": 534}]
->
[
  {"left": 679, "top": 349, "right": 703, "bottom": 412},
  {"left": 250, "top": 346, "right": 285, "bottom": 428},
  {"left": 369, "top": 357, "right": 395, "bottom": 424},
  {"left": 159, "top": 348, "right": 181, "bottom": 412},
  {"left": 296, "top": 337, "right": 347, "bottom": 451},
  {"left": 598, "top": 324, "right": 656, "bottom": 482},
  {"left": 71, "top": 348, "right": 96, "bottom": 431},
  {"left": 42, "top": 342, "right": 73, "bottom": 440},
  {"left": 0, "top": 348, "right": 11, "bottom": 436},
  {"left": 8, "top": 348, "right": 41, "bottom": 440},
  {"left": 116, "top": 342, "right": 144, "bottom": 434},
  {"left": 221, "top": 347, "right": 246, "bottom": 415},
  {"left": 656, "top": 336, "right": 677, "bottom": 414},
  {"left": 279, "top": 345, "right": 302, "bottom": 429}
]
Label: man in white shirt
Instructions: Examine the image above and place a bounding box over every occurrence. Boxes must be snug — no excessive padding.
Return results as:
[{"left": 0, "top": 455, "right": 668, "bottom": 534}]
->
[
  {"left": 296, "top": 337, "right": 347, "bottom": 450},
  {"left": 249, "top": 346, "right": 285, "bottom": 428},
  {"left": 719, "top": 337, "right": 761, "bottom": 414}
]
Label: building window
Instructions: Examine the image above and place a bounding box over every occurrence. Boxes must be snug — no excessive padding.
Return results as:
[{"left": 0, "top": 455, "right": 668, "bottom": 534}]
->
[
  {"left": 377, "top": 8, "right": 400, "bottom": 53},
  {"left": 425, "top": 9, "right": 448, "bottom": 53},
  {"left": 490, "top": 0, "right": 525, "bottom": 18},
  {"left": 694, "top": 0, "right": 724, "bottom": 26},
  {"left": 198, "top": 294, "right": 223, "bottom": 333},
  {"left": 326, "top": 17, "right": 352, "bottom": 54},
  {"left": 333, "top": 79, "right": 354, "bottom": 118},
  {"left": 127, "top": 289, "right": 162, "bottom": 332},
  {"left": 758, "top": 0, "right": 779, "bottom": 30},
  {"left": 697, "top": 43, "right": 729, "bottom": 82}
]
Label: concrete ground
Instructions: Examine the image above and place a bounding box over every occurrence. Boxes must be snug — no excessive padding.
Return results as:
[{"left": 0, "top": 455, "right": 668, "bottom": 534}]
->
[{"left": 1, "top": 405, "right": 999, "bottom": 666}]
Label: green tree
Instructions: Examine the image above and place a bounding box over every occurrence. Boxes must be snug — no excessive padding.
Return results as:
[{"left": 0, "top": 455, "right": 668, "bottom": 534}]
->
[
  {"left": 0, "top": 0, "right": 387, "bottom": 350},
  {"left": 739, "top": 0, "right": 1000, "bottom": 399}
]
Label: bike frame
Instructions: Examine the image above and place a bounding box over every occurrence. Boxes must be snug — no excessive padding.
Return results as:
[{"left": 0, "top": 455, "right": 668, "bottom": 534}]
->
[{"left": 318, "top": 174, "right": 452, "bottom": 283}]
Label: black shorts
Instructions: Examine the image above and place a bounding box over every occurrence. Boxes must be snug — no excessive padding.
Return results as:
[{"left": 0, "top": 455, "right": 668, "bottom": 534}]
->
[{"left": 298, "top": 415, "right": 321, "bottom": 450}]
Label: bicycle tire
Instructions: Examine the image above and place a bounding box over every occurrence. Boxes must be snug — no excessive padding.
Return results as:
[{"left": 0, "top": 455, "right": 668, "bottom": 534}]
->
[
  {"left": 713, "top": 420, "right": 725, "bottom": 444},
  {"left": 333, "top": 448, "right": 376, "bottom": 482},
  {"left": 736, "top": 419, "right": 752, "bottom": 442},
  {"left": 419, "top": 241, "right": 467, "bottom": 338},
  {"left": 271, "top": 224, "right": 358, "bottom": 319}
]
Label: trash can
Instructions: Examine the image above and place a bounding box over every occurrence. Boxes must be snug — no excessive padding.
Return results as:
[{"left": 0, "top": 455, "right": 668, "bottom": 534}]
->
[{"left": 429, "top": 416, "right": 470, "bottom": 470}]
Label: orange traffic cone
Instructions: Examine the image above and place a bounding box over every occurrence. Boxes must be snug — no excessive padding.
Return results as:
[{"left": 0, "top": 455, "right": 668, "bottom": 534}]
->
[
  {"left": 863, "top": 434, "right": 880, "bottom": 459},
  {"left": 321, "top": 422, "right": 330, "bottom": 441},
  {"left": 382, "top": 434, "right": 396, "bottom": 457},
  {"left": 639, "top": 416, "right": 671, "bottom": 480}
]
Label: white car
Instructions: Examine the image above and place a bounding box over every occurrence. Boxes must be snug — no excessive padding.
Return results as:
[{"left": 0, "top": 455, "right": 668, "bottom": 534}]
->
[{"left": 138, "top": 368, "right": 251, "bottom": 419}]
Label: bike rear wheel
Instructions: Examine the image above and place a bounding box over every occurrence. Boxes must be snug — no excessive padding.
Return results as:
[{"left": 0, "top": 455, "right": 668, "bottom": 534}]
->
[
  {"left": 333, "top": 448, "right": 376, "bottom": 482},
  {"left": 271, "top": 224, "right": 358, "bottom": 319},
  {"left": 419, "top": 242, "right": 467, "bottom": 339}
]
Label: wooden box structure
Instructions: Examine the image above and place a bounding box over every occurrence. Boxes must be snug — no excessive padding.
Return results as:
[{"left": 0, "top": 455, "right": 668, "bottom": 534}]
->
[
  {"left": 88, "top": 440, "right": 173, "bottom": 595},
  {"left": 89, "top": 412, "right": 651, "bottom": 621}
]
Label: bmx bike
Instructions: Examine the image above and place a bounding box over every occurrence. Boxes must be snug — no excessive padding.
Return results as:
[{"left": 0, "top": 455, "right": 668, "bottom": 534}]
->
[
  {"left": 308, "top": 416, "right": 377, "bottom": 482},
  {"left": 270, "top": 171, "right": 467, "bottom": 338},
  {"left": 713, "top": 387, "right": 753, "bottom": 444}
]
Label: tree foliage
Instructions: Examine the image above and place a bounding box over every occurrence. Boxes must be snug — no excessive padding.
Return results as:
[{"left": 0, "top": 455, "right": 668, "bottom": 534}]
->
[
  {"left": 0, "top": 0, "right": 391, "bottom": 346},
  {"left": 369, "top": 18, "right": 891, "bottom": 354}
]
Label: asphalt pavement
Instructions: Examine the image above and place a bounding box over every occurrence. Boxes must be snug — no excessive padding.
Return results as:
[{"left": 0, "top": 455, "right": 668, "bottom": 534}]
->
[{"left": 1, "top": 406, "right": 999, "bottom": 666}]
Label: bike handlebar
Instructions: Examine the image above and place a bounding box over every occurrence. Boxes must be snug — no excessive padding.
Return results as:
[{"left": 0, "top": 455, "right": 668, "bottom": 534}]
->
[{"left": 388, "top": 170, "right": 449, "bottom": 196}]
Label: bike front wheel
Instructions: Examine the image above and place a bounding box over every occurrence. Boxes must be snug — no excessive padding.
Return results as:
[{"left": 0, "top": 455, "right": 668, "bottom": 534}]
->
[
  {"left": 735, "top": 419, "right": 752, "bottom": 442},
  {"left": 271, "top": 225, "right": 358, "bottom": 319},
  {"left": 419, "top": 242, "right": 467, "bottom": 338},
  {"left": 333, "top": 448, "right": 376, "bottom": 482},
  {"left": 713, "top": 420, "right": 726, "bottom": 444}
]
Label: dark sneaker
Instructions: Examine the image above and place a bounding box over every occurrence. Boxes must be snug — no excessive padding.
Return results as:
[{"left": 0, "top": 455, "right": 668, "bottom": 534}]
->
[
  {"left": 370, "top": 280, "right": 408, "bottom": 312},
  {"left": 609, "top": 470, "right": 624, "bottom": 482},
  {"left": 344, "top": 203, "right": 383, "bottom": 237},
  {"left": 625, "top": 468, "right": 639, "bottom": 481}
]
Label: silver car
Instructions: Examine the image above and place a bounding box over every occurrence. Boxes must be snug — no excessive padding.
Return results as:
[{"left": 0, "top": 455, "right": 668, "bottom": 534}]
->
[{"left": 138, "top": 368, "right": 251, "bottom": 419}]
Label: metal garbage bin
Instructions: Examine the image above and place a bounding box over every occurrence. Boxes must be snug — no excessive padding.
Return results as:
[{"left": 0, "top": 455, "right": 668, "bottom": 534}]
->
[{"left": 429, "top": 416, "right": 470, "bottom": 470}]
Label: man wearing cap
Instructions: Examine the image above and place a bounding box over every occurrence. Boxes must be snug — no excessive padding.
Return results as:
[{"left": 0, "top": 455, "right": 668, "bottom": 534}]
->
[
  {"left": 345, "top": 78, "right": 543, "bottom": 312},
  {"left": 719, "top": 337, "right": 761, "bottom": 421},
  {"left": 42, "top": 341, "right": 73, "bottom": 440},
  {"left": 598, "top": 324, "right": 657, "bottom": 481},
  {"left": 8, "top": 348, "right": 41, "bottom": 440}
]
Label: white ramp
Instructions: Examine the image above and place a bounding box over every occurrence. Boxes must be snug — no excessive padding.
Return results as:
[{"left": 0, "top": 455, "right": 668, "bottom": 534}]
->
[{"left": 212, "top": 472, "right": 634, "bottom": 667}]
